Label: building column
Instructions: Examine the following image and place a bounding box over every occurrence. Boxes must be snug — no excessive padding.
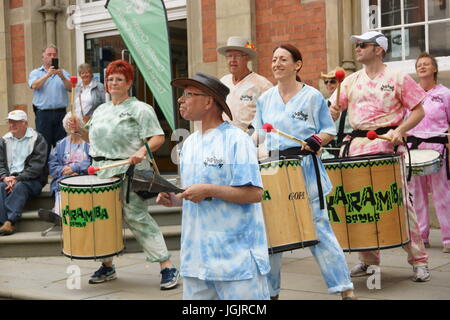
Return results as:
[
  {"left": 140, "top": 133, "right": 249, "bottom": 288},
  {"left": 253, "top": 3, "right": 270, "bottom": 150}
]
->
[
  {"left": 38, "top": 0, "right": 62, "bottom": 46},
  {"left": 341, "top": 0, "right": 356, "bottom": 73}
]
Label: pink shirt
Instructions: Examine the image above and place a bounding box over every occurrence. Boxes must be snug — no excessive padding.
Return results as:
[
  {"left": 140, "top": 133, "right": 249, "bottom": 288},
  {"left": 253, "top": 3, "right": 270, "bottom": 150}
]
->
[
  {"left": 331, "top": 66, "right": 426, "bottom": 156},
  {"left": 407, "top": 84, "right": 450, "bottom": 153}
]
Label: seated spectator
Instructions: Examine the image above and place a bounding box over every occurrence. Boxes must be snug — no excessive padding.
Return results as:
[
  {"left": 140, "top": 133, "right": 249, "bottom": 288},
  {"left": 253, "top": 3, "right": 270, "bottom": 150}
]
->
[
  {"left": 39, "top": 112, "right": 90, "bottom": 224},
  {"left": 0, "top": 110, "right": 48, "bottom": 236}
]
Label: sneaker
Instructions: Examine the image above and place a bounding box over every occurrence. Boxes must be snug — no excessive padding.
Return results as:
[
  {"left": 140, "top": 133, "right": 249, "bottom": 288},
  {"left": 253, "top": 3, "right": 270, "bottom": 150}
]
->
[
  {"left": 89, "top": 264, "right": 117, "bottom": 284},
  {"left": 160, "top": 267, "right": 180, "bottom": 290},
  {"left": 350, "top": 263, "right": 370, "bottom": 277},
  {"left": 443, "top": 243, "right": 450, "bottom": 253},
  {"left": 412, "top": 265, "right": 431, "bottom": 282}
]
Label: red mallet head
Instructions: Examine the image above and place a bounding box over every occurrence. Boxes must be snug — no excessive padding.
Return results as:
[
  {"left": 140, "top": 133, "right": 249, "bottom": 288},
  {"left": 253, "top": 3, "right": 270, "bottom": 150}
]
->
[
  {"left": 70, "top": 76, "right": 78, "bottom": 88},
  {"left": 335, "top": 69, "right": 346, "bottom": 83},
  {"left": 366, "top": 130, "right": 378, "bottom": 140},
  {"left": 262, "top": 123, "right": 274, "bottom": 133},
  {"left": 87, "top": 166, "right": 99, "bottom": 175}
]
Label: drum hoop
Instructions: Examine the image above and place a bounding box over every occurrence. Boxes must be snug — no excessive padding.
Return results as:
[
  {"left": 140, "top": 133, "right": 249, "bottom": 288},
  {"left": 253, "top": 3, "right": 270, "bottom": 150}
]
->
[
  {"left": 259, "top": 158, "right": 303, "bottom": 170},
  {"left": 322, "top": 154, "right": 400, "bottom": 170},
  {"left": 404, "top": 149, "right": 441, "bottom": 166},
  {"left": 59, "top": 176, "right": 122, "bottom": 188}
]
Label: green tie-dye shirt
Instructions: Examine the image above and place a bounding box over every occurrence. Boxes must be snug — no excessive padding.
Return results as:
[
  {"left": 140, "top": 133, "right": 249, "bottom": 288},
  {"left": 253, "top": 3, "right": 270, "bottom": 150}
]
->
[{"left": 85, "top": 97, "right": 164, "bottom": 178}]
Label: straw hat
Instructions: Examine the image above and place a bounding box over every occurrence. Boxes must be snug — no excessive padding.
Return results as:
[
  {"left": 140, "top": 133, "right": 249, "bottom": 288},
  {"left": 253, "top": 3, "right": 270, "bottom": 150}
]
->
[{"left": 217, "top": 36, "right": 257, "bottom": 60}]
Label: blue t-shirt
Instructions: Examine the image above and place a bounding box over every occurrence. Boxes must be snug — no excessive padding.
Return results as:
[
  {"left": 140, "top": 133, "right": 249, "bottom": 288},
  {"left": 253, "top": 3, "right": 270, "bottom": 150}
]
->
[
  {"left": 179, "top": 121, "right": 270, "bottom": 281},
  {"left": 28, "top": 66, "right": 70, "bottom": 110},
  {"left": 252, "top": 84, "right": 337, "bottom": 200}
]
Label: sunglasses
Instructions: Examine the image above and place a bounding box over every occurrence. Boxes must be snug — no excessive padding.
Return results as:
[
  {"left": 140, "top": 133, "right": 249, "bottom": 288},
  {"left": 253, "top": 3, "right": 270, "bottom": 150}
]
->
[
  {"left": 324, "top": 79, "right": 337, "bottom": 85},
  {"left": 355, "top": 42, "right": 379, "bottom": 49}
]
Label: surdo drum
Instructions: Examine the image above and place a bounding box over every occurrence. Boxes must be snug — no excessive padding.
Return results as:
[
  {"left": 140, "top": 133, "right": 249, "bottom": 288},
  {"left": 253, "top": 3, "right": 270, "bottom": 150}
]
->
[
  {"left": 259, "top": 157, "right": 318, "bottom": 253},
  {"left": 403, "top": 149, "right": 441, "bottom": 176},
  {"left": 323, "top": 154, "right": 410, "bottom": 251},
  {"left": 59, "top": 175, "right": 124, "bottom": 259}
]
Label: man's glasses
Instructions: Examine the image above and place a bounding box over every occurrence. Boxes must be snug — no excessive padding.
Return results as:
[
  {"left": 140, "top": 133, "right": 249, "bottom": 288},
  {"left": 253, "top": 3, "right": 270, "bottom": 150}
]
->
[
  {"left": 355, "top": 42, "right": 379, "bottom": 49},
  {"left": 181, "top": 91, "right": 210, "bottom": 99},
  {"left": 324, "top": 79, "right": 337, "bottom": 85},
  {"left": 225, "top": 53, "right": 248, "bottom": 59}
]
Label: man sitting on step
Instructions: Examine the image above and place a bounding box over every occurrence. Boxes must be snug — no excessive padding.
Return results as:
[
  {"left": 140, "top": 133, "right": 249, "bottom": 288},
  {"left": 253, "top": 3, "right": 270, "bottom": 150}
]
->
[{"left": 0, "top": 110, "right": 48, "bottom": 236}]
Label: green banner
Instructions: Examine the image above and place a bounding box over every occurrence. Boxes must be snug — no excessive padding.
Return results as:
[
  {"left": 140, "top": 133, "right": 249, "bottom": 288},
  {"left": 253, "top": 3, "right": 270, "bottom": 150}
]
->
[{"left": 106, "top": 0, "right": 175, "bottom": 130}]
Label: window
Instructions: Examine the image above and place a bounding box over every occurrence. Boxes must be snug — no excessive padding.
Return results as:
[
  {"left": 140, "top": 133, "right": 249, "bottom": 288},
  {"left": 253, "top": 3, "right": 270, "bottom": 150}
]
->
[{"left": 362, "top": 0, "right": 450, "bottom": 68}]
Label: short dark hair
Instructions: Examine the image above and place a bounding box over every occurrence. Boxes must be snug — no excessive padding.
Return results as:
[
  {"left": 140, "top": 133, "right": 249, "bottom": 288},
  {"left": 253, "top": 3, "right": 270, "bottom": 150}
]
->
[{"left": 415, "top": 52, "right": 438, "bottom": 82}]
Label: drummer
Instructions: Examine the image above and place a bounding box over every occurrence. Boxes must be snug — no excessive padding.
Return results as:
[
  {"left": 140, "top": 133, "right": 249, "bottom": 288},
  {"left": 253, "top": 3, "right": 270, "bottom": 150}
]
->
[
  {"left": 329, "top": 31, "right": 431, "bottom": 281},
  {"left": 407, "top": 52, "right": 450, "bottom": 253},
  {"left": 69, "top": 60, "right": 180, "bottom": 289},
  {"left": 252, "top": 44, "right": 356, "bottom": 300}
]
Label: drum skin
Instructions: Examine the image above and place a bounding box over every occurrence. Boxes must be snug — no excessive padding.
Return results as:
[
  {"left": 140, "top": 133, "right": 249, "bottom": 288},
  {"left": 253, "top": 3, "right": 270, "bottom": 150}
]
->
[
  {"left": 403, "top": 149, "right": 441, "bottom": 176},
  {"left": 323, "top": 154, "right": 410, "bottom": 252},
  {"left": 59, "top": 176, "right": 124, "bottom": 259},
  {"left": 259, "top": 157, "right": 318, "bottom": 253}
]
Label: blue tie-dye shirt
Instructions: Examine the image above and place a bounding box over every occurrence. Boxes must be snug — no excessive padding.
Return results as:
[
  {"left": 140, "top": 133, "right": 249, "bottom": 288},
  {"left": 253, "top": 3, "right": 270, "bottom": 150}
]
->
[
  {"left": 179, "top": 121, "right": 270, "bottom": 281},
  {"left": 252, "top": 84, "right": 337, "bottom": 200}
]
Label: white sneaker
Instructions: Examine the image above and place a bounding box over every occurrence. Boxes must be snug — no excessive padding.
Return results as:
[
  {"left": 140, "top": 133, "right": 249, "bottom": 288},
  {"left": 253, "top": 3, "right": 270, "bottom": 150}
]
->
[
  {"left": 412, "top": 265, "right": 431, "bottom": 282},
  {"left": 350, "top": 263, "right": 370, "bottom": 277}
]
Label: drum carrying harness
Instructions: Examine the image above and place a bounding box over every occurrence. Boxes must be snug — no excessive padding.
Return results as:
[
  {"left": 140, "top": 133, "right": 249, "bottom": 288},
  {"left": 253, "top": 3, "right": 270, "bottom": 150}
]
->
[{"left": 270, "top": 147, "right": 326, "bottom": 210}]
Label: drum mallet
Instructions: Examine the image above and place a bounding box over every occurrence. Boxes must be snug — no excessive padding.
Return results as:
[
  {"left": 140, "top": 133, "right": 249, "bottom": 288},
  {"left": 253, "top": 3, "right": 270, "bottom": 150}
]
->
[
  {"left": 69, "top": 76, "right": 78, "bottom": 133},
  {"left": 367, "top": 130, "right": 392, "bottom": 142},
  {"left": 334, "top": 69, "right": 346, "bottom": 109},
  {"left": 88, "top": 159, "right": 131, "bottom": 175},
  {"left": 262, "top": 123, "right": 307, "bottom": 146}
]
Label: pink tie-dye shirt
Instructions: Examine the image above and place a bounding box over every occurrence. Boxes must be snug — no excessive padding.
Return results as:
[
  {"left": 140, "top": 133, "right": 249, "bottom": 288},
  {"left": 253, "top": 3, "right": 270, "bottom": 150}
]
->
[
  {"left": 330, "top": 66, "right": 426, "bottom": 156},
  {"left": 407, "top": 84, "right": 450, "bottom": 153}
]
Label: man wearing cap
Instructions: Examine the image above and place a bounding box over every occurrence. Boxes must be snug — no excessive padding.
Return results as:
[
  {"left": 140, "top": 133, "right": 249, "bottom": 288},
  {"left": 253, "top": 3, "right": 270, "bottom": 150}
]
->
[
  {"left": 29, "top": 45, "right": 72, "bottom": 153},
  {"left": 329, "top": 31, "right": 431, "bottom": 282},
  {"left": 217, "top": 36, "right": 273, "bottom": 132},
  {"left": 0, "top": 110, "right": 48, "bottom": 236},
  {"left": 156, "top": 72, "right": 270, "bottom": 300},
  {"left": 320, "top": 67, "right": 352, "bottom": 159}
]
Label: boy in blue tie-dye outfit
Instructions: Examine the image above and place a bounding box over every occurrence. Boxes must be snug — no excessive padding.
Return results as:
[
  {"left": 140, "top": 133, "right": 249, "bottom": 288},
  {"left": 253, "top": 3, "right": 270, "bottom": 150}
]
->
[{"left": 157, "top": 73, "right": 271, "bottom": 300}]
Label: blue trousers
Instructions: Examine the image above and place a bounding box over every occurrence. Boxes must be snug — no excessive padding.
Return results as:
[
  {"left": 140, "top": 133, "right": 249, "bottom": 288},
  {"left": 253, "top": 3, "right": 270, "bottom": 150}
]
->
[
  {"left": 0, "top": 180, "right": 43, "bottom": 224},
  {"left": 267, "top": 199, "right": 354, "bottom": 296},
  {"left": 35, "top": 109, "right": 66, "bottom": 152}
]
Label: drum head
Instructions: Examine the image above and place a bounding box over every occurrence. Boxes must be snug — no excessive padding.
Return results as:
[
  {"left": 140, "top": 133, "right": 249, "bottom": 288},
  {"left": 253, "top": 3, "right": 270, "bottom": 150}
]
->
[
  {"left": 59, "top": 175, "right": 121, "bottom": 187},
  {"left": 404, "top": 149, "right": 440, "bottom": 165}
]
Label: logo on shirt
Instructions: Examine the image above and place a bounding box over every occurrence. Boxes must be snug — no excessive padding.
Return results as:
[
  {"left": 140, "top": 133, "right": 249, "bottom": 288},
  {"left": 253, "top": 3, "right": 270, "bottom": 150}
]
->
[
  {"left": 380, "top": 84, "right": 394, "bottom": 92},
  {"left": 291, "top": 111, "right": 308, "bottom": 121},
  {"left": 240, "top": 95, "right": 254, "bottom": 102},
  {"left": 430, "top": 95, "right": 444, "bottom": 104},
  {"left": 119, "top": 112, "right": 132, "bottom": 118},
  {"left": 203, "top": 156, "right": 224, "bottom": 168}
]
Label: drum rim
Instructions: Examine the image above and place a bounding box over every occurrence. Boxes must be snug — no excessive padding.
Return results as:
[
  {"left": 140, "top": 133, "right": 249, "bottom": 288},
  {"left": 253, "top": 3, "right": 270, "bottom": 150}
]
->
[
  {"left": 62, "top": 248, "right": 124, "bottom": 260},
  {"left": 59, "top": 175, "right": 122, "bottom": 187},
  {"left": 322, "top": 153, "right": 401, "bottom": 165},
  {"left": 268, "top": 240, "right": 319, "bottom": 254},
  {"left": 341, "top": 239, "right": 410, "bottom": 252},
  {"left": 259, "top": 156, "right": 303, "bottom": 165}
]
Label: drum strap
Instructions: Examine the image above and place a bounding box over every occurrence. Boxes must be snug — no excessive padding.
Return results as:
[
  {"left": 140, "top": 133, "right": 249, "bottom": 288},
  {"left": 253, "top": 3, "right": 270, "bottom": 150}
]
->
[
  {"left": 92, "top": 156, "right": 127, "bottom": 162},
  {"left": 275, "top": 147, "right": 326, "bottom": 210},
  {"left": 341, "top": 126, "right": 398, "bottom": 158},
  {"left": 407, "top": 135, "right": 450, "bottom": 180}
]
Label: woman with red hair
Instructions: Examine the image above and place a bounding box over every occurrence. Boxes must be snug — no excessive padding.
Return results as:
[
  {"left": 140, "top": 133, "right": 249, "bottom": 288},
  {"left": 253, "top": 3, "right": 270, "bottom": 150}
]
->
[{"left": 70, "top": 59, "right": 180, "bottom": 290}]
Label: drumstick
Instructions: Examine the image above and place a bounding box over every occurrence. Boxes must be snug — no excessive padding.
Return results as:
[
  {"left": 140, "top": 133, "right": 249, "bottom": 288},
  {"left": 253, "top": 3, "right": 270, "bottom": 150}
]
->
[
  {"left": 366, "top": 130, "right": 392, "bottom": 142},
  {"left": 334, "top": 69, "right": 346, "bottom": 110},
  {"left": 412, "top": 131, "right": 450, "bottom": 136},
  {"left": 262, "top": 123, "right": 307, "bottom": 146},
  {"left": 88, "top": 159, "right": 131, "bottom": 175},
  {"left": 70, "top": 76, "right": 78, "bottom": 116}
]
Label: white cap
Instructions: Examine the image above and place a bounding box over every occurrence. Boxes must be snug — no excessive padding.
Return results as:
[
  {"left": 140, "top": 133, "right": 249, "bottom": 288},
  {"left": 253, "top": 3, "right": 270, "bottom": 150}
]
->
[
  {"left": 6, "top": 110, "right": 28, "bottom": 121},
  {"left": 350, "top": 31, "right": 388, "bottom": 52}
]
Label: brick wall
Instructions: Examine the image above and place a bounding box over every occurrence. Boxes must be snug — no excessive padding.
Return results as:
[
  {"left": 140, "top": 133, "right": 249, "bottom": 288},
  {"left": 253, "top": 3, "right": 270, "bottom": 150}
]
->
[
  {"left": 201, "top": 0, "right": 217, "bottom": 63},
  {"left": 255, "top": 0, "right": 327, "bottom": 88},
  {"left": 10, "top": 24, "right": 26, "bottom": 84},
  {"left": 9, "top": 0, "right": 23, "bottom": 9}
]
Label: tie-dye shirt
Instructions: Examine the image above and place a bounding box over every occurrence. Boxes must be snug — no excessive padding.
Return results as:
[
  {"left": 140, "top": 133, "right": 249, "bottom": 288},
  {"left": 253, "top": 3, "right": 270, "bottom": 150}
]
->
[
  {"left": 252, "top": 84, "right": 337, "bottom": 200},
  {"left": 221, "top": 72, "right": 273, "bottom": 131},
  {"left": 85, "top": 97, "right": 164, "bottom": 178},
  {"left": 330, "top": 66, "right": 426, "bottom": 156},
  {"left": 407, "top": 84, "right": 450, "bottom": 154},
  {"left": 179, "top": 121, "right": 270, "bottom": 281}
]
